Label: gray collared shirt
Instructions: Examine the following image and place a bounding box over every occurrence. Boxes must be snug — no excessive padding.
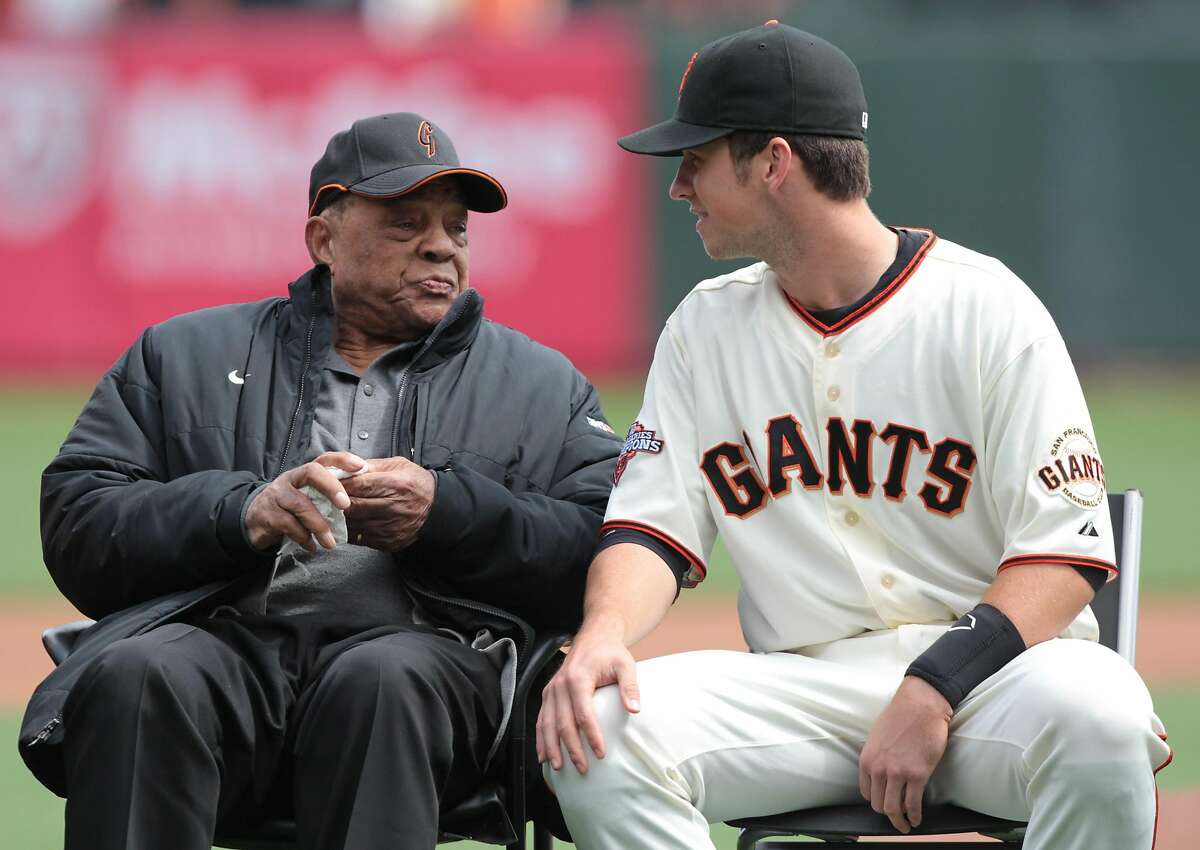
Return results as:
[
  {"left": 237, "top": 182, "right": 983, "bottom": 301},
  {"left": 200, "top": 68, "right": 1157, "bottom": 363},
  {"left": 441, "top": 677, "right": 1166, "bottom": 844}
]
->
[{"left": 241, "top": 340, "right": 428, "bottom": 627}]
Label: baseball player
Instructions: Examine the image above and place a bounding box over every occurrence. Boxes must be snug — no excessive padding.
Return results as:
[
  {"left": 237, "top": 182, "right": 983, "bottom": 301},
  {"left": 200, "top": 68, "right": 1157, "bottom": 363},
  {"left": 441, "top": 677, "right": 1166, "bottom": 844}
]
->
[{"left": 537, "top": 22, "right": 1171, "bottom": 850}]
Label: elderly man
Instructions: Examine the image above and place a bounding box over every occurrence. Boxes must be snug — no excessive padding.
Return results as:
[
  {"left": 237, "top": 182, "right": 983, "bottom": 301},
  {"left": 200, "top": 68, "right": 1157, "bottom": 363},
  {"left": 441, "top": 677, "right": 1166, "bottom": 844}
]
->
[{"left": 20, "top": 112, "right": 620, "bottom": 850}]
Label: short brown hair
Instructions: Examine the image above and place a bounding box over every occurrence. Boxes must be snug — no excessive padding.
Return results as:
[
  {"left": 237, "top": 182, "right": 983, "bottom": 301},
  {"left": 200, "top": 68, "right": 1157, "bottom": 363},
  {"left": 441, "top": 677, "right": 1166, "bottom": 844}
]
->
[{"left": 728, "top": 132, "right": 871, "bottom": 201}]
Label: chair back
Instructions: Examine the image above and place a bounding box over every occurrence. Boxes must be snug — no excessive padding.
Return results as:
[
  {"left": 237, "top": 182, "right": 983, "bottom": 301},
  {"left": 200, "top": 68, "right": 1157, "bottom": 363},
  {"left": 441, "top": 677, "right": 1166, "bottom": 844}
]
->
[{"left": 1091, "top": 490, "right": 1143, "bottom": 665}]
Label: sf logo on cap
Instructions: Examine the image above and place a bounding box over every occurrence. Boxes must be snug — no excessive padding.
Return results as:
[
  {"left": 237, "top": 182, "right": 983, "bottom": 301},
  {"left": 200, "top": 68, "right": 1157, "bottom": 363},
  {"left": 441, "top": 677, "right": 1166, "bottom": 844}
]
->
[{"left": 418, "top": 120, "right": 436, "bottom": 158}]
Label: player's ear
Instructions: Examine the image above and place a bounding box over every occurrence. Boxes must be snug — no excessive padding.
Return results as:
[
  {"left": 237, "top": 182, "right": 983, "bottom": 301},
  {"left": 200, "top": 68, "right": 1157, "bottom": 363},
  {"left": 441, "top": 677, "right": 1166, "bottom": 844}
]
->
[
  {"left": 763, "top": 136, "right": 793, "bottom": 192},
  {"left": 305, "top": 214, "right": 336, "bottom": 267}
]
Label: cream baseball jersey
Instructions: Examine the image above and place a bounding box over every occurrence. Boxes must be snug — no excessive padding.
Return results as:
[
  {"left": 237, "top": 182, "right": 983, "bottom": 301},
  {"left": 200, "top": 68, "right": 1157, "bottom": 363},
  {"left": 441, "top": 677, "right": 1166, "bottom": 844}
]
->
[{"left": 603, "top": 230, "right": 1115, "bottom": 653}]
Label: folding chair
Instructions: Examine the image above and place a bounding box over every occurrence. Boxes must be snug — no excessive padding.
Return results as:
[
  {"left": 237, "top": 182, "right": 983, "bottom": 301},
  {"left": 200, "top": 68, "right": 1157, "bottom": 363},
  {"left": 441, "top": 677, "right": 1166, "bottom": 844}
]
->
[
  {"left": 42, "top": 621, "right": 570, "bottom": 850},
  {"left": 726, "top": 489, "right": 1144, "bottom": 848}
]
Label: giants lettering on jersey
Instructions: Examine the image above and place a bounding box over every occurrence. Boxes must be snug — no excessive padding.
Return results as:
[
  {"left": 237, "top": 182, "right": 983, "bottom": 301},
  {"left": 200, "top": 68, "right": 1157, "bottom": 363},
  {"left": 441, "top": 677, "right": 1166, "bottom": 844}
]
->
[{"left": 701, "top": 416, "right": 976, "bottom": 518}]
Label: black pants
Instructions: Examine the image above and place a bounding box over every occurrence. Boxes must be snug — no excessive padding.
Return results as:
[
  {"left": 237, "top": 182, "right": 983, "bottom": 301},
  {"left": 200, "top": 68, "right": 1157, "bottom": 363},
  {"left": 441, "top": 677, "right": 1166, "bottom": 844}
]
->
[{"left": 59, "top": 612, "right": 504, "bottom": 850}]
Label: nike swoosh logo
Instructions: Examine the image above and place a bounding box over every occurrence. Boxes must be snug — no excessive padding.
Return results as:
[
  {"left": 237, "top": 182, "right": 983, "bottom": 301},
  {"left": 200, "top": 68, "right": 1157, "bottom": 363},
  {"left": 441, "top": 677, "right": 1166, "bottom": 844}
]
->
[
  {"left": 948, "top": 614, "right": 977, "bottom": 632},
  {"left": 227, "top": 370, "right": 250, "bottom": 385}
]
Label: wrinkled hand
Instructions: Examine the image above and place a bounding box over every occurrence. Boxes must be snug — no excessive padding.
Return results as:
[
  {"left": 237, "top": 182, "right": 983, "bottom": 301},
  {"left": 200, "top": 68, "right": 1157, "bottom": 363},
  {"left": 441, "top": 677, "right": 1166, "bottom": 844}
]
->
[
  {"left": 859, "top": 676, "right": 952, "bottom": 833},
  {"left": 245, "top": 451, "right": 366, "bottom": 553},
  {"left": 342, "top": 456, "right": 436, "bottom": 551},
  {"left": 536, "top": 621, "right": 640, "bottom": 775}
]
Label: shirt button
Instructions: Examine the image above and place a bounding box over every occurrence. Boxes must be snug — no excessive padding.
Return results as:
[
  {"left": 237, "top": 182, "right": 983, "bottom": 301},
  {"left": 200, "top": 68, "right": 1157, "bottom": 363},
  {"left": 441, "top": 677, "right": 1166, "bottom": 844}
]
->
[
  {"left": 357, "top": 430, "right": 369, "bottom": 440},
  {"left": 363, "top": 384, "right": 374, "bottom": 397},
  {"left": 827, "top": 385, "right": 841, "bottom": 401},
  {"left": 881, "top": 573, "right": 895, "bottom": 589},
  {"left": 845, "top": 511, "right": 859, "bottom": 526},
  {"left": 825, "top": 342, "right": 841, "bottom": 358}
]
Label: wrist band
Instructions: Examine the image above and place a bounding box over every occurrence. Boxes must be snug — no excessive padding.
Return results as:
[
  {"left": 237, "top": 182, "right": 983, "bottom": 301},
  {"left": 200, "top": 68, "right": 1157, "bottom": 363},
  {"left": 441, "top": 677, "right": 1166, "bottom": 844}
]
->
[{"left": 905, "top": 603, "right": 1026, "bottom": 709}]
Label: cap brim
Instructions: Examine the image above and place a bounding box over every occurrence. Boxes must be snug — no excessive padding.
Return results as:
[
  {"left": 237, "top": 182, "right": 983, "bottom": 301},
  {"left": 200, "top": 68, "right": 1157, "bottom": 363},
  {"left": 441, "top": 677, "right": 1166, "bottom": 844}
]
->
[
  {"left": 617, "top": 118, "right": 735, "bottom": 157},
  {"left": 350, "top": 163, "right": 508, "bottom": 213}
]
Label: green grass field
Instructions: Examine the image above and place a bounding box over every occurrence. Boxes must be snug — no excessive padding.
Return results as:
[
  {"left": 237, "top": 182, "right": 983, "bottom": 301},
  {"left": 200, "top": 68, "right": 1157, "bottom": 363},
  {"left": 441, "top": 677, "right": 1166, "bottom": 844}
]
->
[{"left": 1, "top": 370, "right": 1196, "bottom": 848}]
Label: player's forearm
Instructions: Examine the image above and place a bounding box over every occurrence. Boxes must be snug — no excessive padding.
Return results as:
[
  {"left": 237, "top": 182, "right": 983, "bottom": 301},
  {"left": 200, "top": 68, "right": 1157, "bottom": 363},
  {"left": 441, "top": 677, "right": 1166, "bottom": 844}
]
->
[
  {"left": 982, "top": 562, "right": 1096, "bottom": 647},
  {"left": 577, "top": 542, "right": 678, "bottom": 646}
]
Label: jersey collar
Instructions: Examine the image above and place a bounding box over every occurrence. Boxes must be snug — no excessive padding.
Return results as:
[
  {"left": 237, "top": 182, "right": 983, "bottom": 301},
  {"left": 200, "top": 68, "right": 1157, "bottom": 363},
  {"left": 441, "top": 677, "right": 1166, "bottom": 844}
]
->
[{"left": 782, "top": 228, "right": 937, "bottom": 337}]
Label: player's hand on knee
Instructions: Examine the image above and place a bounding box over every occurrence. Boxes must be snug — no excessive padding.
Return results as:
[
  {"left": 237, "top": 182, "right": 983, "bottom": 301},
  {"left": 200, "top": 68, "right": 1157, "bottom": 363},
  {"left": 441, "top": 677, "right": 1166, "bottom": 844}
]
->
[
  {"left": 535, "top": 629, "right": 639, "bottom": 775},
  {"left": 245, "top": 453, "right": 365, "bottom": 552},
  {"left": 858, "top": 676, "right": 952, "bottom": 834}
]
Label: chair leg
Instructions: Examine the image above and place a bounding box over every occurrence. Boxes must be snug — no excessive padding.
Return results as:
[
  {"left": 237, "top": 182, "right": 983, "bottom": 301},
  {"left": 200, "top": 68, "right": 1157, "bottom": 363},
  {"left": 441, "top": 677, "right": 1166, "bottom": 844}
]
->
[
  {"left": 738, "top": 827, "right": 821, "bottom": 849},
  {"left": 533, "top": 823, "right": 554, "bottom": 850}
]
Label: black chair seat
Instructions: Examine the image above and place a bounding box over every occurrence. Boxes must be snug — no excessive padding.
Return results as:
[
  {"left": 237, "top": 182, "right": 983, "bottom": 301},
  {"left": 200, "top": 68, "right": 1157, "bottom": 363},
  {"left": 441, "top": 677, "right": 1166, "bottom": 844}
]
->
[
  {"left": 214, "top": 818, "right": 298, "bottom": 850},
  {"left": 728, "top": 802, "right": 1025, "bottom": 842},
  {"left": 214, "top": 784, "right": 518, "bottom": 849}
]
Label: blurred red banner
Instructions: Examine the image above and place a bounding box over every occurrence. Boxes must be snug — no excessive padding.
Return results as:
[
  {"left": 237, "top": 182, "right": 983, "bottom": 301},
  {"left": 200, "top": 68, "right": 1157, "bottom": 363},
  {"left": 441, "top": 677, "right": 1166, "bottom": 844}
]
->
[{"left": 0, "top": 17, "right": 648, "bottom": 377}]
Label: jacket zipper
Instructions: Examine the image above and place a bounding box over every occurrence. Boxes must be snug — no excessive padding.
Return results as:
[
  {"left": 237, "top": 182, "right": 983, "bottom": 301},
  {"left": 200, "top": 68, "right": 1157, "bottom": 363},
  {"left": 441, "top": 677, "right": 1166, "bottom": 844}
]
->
[
  {"left": 390, "top": 362, "right": 415, "bottom": 458},
  {"left": 275, "top": 313, "right": 317, "bottom": 477},
  {"left": 26, "top": 716, "right": 61, "bottom": 748},
  {"left": 407, "top": 384, "right": 419, "bottom": 461},
  {"left": 408, "top": 582, "right": 533, "bottom": 664},
  {"left": 390, "top": 290, "right": 475, "bottom": 458}
]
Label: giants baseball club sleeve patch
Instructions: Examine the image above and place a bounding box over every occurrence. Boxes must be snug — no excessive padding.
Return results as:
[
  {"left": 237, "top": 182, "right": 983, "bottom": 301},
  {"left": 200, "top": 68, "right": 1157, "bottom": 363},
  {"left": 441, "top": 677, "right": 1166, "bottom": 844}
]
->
[
  {"left": 614, "top": 421, "right": 664, "bottom": 485},
  {"left": 1036, "top": 427, "right": 1106, "bottom": 509}
]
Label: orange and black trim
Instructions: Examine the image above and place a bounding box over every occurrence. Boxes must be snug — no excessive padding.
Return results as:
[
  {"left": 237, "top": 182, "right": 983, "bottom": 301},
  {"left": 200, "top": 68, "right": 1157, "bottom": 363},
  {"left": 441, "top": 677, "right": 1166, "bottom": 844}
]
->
[
  {"left": 1153, "top": 732, "right": 1172, "bottom": 849},
  {"left": 997, "top": 553, "right": 1118, "bottom": 578},
  {"left": 600, "top": 519, "right": 708, "bottom": 586},
  {"left": 309, "top": 182, "right": 351, "bottom": 216},
  {"left": 308, "top": 168, "right": 510, "bottom": 217},
  {"left": 784, "top": 228, "right": 937, "bottom": 337}
]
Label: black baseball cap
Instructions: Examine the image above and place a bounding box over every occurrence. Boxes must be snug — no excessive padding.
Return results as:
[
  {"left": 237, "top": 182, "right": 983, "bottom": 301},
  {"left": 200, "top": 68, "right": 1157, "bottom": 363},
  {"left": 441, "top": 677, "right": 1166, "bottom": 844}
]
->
[
  {"left": 309, "top": 112, "right": 507, "bottom": 216},
  {"left": 619, "top": 21, "right": 868, "bottom": 157}
]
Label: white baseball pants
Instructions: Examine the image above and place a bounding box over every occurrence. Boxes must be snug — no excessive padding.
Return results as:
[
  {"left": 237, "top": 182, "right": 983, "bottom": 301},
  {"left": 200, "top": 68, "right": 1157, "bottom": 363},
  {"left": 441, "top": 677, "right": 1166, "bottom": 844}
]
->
[{"left": 545, "top": 625, "right": 1171, "bottom": 850}]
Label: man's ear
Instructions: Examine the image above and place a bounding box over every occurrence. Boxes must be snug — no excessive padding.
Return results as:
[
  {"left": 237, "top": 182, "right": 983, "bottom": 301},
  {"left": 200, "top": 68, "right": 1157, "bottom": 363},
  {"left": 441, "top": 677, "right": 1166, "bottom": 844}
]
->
[
  {"left": 305, "top": 215, "right": 335, "bottom": 267},
  {"left": 762, "top": 136, "right": 794, "bottom": 192}
]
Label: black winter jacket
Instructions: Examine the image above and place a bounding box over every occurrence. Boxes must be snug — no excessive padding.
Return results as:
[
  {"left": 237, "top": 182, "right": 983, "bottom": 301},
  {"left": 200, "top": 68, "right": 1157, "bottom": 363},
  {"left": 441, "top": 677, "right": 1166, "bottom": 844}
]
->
[{"left": 22, "top": 266, "right": 620, "bottom": 793}]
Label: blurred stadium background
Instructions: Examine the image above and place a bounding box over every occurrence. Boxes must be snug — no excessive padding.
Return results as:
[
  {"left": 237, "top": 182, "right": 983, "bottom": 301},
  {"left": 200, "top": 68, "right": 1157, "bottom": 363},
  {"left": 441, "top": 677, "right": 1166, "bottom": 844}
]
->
[{"left": 2, "top": 0, "right": 1197, "bottom": 847}]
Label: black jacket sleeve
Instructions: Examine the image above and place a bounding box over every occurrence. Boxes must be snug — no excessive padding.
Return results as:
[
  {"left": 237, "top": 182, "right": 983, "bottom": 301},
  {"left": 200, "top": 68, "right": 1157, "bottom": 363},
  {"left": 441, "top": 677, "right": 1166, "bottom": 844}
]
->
[
  {"left": 40, "top": 329, "right": 268, "bottom": 619},
  {"left": 412, "top": 375, "right": 620, "bottom": 630}
]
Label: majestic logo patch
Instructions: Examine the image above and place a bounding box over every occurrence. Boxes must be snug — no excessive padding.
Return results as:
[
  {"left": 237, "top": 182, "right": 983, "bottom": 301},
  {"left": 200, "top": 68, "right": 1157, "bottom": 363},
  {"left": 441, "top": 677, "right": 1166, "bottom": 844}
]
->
[
  {"left": 1078, "top": 520, "right": 1100, "bottom": 538},
  {"left": 1037, "top": 427, "right": 1105, "bottom": 509},
  {"left": 587, "top": 416, "right": 615, "bottom": 434},
  {"left": 614, "top": 421, "right": 664, "bottom": 485},
  {"left": 417, "top": 120, "right": 436, "bottom": 158}
]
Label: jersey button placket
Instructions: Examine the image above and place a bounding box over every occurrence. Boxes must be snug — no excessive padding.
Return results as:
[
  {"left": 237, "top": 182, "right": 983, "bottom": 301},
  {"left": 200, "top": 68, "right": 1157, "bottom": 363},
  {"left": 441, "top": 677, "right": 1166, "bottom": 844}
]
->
[
  {"left": 818, "top": 341, "right": 871, "bottom": 615},
  {"left": 818, "top": 336, "right": 893, "bottom": 622}
]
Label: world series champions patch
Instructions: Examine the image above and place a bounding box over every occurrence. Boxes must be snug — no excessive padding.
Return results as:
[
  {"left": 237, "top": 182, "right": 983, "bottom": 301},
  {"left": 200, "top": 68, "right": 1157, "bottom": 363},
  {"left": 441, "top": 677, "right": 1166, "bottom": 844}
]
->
[
  {"left": 1036, "top": 427, "right": 1106, "bottom": 509},
  {"left": 614, "top": 421, "right": 664, "bottom": 486}
]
